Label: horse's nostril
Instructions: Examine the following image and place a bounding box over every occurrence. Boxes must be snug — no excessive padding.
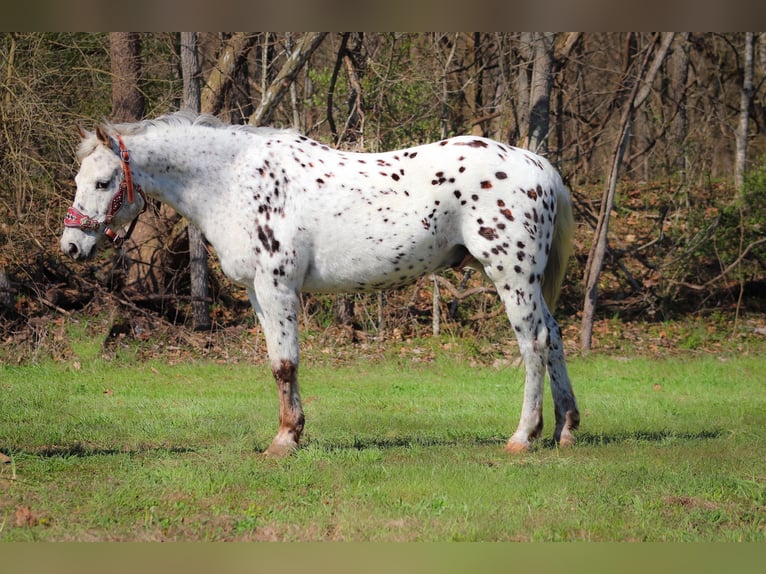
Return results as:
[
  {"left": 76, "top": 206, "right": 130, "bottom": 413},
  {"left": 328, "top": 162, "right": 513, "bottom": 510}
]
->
[{"left": 67, "top": 243, "right": 80, "bottom": 259}]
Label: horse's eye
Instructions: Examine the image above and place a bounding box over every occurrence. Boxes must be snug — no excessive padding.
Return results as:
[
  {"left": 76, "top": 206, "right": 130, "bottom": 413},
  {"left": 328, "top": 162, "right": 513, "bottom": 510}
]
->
[{"left": 95, "top": 180, "right": 110, "bottom": 190}]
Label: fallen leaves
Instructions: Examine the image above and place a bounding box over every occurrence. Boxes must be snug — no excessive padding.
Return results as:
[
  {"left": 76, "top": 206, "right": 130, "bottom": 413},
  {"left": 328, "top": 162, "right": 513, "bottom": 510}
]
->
[
  {"left": 14, "top": 505, "right": 38, "bottom": 528},
  {"left": 663, "top": 495, "right": 719, "bottom": 511},
  {"left": 11, "top": 506, "right": 52, "bottom": 529}
]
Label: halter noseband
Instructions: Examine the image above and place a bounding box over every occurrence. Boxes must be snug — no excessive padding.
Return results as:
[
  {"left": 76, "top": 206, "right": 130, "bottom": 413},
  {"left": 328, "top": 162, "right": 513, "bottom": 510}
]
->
[{"left": 64, "top": 134, "right": 147, "bottom": 248}]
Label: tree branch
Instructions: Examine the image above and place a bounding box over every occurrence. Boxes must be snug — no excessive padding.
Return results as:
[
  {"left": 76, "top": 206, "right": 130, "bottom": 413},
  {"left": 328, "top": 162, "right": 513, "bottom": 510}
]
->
[
  {"left": 432, "top": 274, "right": 496, "bottom": 299},
  {"left": 669, "top": 236, "right": 766, "bottom": 291},
  {"left": 200, "top": 33, "right": 258, "bottom": 115},
  {"left": 248, "top": 32, "right": 327, "bottom": 126}
]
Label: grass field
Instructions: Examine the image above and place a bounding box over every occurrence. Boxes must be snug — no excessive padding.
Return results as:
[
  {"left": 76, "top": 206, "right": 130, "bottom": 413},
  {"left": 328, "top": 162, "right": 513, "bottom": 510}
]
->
[{"left": 1, "top": 335, "right": 765, "bottom": 541}]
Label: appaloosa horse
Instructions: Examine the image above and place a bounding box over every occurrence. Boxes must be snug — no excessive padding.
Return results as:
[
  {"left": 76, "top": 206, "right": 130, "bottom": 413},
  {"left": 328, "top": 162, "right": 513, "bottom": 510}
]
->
[{"left": 61, "top": 111, "right": 579, "bottom": 456}]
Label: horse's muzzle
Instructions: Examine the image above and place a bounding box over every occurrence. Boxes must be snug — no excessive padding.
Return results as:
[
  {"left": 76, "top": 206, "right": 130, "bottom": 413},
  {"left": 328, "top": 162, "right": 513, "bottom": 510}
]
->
[{"left": 60, "top": 231, "right": 96, "bottom": 261}]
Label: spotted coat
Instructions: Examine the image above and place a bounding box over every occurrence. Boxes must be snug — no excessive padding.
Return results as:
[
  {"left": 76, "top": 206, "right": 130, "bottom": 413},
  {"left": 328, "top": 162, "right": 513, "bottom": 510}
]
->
[{"left": 61, "top": 112, "right": 579, "bottom": 456}]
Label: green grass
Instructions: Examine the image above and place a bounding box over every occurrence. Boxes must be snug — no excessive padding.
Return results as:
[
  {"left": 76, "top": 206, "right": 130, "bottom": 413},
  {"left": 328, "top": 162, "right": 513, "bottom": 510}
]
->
[{"left": 1, "top": 344, "right": 765, "bottom": 541}]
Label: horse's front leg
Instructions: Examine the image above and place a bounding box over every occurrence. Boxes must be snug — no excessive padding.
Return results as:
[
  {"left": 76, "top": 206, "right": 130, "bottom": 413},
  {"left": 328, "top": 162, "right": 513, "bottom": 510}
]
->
[{"left": 247, "top": 285, "right": 304, "bottom": 457}]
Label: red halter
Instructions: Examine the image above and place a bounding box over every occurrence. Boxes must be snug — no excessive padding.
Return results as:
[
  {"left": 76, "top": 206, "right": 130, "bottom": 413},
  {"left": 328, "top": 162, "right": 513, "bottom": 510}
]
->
[{"left": 64, "top": 134, "right": 147, "bottom": 248}]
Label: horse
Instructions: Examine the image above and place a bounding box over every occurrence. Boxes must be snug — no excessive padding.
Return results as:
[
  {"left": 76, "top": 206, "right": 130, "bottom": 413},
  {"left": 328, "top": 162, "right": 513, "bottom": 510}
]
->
[{"left": 60, "top": 111, "right": 579, "bottom": 456}]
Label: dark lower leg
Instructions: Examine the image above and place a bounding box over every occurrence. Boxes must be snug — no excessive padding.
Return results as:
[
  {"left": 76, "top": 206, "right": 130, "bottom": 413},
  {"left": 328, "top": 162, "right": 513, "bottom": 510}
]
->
[{"left": 265, "top": 359, "right": 304, "bottom": 457}]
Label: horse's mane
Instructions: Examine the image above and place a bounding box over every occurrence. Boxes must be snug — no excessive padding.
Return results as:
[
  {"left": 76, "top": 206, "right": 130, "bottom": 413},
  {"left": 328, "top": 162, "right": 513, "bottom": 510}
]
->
[{"left": 77, "top": 110, "right": 294, "bottom": 160}]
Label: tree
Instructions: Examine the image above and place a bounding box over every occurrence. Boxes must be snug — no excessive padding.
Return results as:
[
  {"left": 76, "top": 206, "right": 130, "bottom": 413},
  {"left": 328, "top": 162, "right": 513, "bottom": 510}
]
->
[
  {"left": 109, "top": 32, "right": 144, "bottom": 122},
  {"left": 180, "top": 32, "right": 211, "bottom": 332},
  {"left": 513, "top": 32, "right": 580, "bottom": 153},
  {"left": 735, "top": 32, "right": 755, "bottom": 193},
  {"left": 200, "top": 32, "right": 258, "bottom": 119},
  {"left": 669, "top": 33, "right": 691, "bottom": 181},
  {"left": 248, "top": 32, "right": 327, "bottom": 126},
  {"left": 109, "top": 32, "right": 179, "bottom": 301},
  {"left": 581, "top": 33, "right": 675, "bottom": 351},
  {"left": 526, "top": 32, "right": 555, "bottom": 153},
  {"left": 327, "top": 32, "right": 366, "bottom": 146}
]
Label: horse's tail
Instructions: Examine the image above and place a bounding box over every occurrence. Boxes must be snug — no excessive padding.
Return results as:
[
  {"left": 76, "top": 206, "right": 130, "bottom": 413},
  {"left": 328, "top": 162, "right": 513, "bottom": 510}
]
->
[{"left": 542, "top": 177, "right": 574, "bottom": 310}]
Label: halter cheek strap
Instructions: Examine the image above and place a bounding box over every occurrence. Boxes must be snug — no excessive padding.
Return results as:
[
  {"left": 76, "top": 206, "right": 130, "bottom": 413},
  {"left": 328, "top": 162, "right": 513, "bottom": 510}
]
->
[
  {"left": 64, "top": 133, "right": 146, "bottom": 247},
  {"left": 113, "top": 134, "right": 137, "bottom": 204}
]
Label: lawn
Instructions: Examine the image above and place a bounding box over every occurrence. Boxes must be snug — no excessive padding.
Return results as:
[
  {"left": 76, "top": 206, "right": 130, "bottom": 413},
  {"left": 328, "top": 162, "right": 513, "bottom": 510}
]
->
[{"left": 1, "top": 340, "right": 764, "bottom": 541}]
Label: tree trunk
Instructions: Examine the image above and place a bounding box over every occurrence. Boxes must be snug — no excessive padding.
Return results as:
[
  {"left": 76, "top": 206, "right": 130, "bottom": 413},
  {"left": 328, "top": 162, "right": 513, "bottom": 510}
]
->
[
  {"left": 515, "top": 32, "right": 578, "bottom": 154},
  {"left": 109, "top": 33, "right": 144, "bottom": 122},
  {"left": 200, "top": 33, "right": 258, "bottom": 117},
  {"left": 248, "top": 32, "right": 327, "bottom": 127},
  {"left": 526, "top": 32, "right": 554, "bottom": 153},
  {"left": 181, "top": 33, "right": 201, "bottom": 112},
  {"left": 735, "top": 32, "right": 755, "bottom": 193},
  {"left": 440, "top": 34, "right": 459, "bottom": 140},
  {"left": 327, "top": 32, "right": 350, "bottom": 144},
  {"left": 432, "top": 275, "right": 440, "bottom": 336},
  {"left": 670, "top": 33, "right": 691, "bottom": 181},
  {"left": 514, "top": 32, "right": 533, "bottom": 146},
  {"left": 109, "top": 33, "right": 181, "bottom": 300},
  {"left": 328, "top": 32, "right": 367, "bottom": 325},
  {"left": 181, "top": 32, "right": 211, "bottom": 332},
  {"left": 581, "top": 33, "right": 674, "bottom": 351},
  {"left": 0, "top": 268, "right": 12, "bottom": 313},
  {"left": 285, "top": 32, "right": 302, "bottom": 130},
  {"left": 342, "top": 32, "right": 366, "bottom": 145}
]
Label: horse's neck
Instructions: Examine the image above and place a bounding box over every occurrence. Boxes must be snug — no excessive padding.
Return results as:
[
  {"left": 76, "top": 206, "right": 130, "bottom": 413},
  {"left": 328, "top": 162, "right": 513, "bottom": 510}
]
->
[{"left": 128, "top": 126, "right": 242, "bottom": 222}]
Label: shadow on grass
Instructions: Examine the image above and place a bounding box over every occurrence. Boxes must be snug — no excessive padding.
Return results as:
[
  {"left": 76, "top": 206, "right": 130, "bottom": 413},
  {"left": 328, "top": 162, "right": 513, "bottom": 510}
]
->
[
  {"left": 7, "top": 443, "right": 199, "bottom": 459},
  {"left": 570, "top": 428, "right": 723, "bottom": 447},
  {"left": 335, "top": 435, "right": 508, "bottom": 451},
  {"left": 306, "top": 428, "right": 724, "bottom": 452},
  {"left": 5, "top": 429, "right": 724, "bottom": 460}
]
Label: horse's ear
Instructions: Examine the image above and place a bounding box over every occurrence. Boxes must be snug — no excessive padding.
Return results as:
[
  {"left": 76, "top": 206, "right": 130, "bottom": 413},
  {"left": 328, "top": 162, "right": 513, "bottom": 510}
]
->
[
  {"left": 95, "top": 125, "right": 110, "bottom": 146},
  {"left": 95, "top": 125, "right": 122, "bottom": 157}
]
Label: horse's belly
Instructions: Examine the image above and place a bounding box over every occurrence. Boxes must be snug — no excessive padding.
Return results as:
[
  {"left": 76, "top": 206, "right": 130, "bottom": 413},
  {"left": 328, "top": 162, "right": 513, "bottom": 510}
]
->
[{"left": 301, "top": 240, "right": 467, "bottom": 294}]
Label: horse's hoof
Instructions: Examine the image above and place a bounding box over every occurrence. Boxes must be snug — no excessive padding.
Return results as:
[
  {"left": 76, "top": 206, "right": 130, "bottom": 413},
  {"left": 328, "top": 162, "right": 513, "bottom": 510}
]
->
[
  {"left": 263, "top": 441, "right": 297, "bottom": 458},
  {"left": 505, "top": 440, "right": 531, "bottom": 454},
  {"left": 558, "top": 431, "right": 576, "bottom": 448}
]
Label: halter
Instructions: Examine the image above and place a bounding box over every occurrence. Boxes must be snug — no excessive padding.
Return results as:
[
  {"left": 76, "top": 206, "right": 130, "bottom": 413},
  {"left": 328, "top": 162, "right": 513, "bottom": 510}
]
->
[{"left": 64, "top": 134, "right": 147, "bottom": 248}]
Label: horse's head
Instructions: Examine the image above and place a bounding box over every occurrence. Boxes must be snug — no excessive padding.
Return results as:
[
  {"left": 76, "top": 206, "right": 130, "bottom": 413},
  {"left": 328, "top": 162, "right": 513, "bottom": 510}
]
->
[{"left": 60, "top": 126, "right": 147, "bottom": 260}]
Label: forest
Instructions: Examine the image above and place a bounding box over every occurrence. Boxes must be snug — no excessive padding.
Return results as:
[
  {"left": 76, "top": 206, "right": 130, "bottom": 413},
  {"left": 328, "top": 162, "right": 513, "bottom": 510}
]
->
[{"left": 0, "top": 32, "right": 764, "bottom": 358}]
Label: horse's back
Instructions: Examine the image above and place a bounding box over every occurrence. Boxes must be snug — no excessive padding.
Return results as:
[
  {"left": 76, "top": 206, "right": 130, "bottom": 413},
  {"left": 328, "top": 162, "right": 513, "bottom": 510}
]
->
[{"left": 254, "top": 134, "right": 564, "bottom": 295}]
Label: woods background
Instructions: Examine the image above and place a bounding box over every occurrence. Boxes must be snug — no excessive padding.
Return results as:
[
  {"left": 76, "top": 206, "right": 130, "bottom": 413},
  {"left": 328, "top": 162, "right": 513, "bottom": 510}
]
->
[{"left": 1, "top": 32, "right": 765, "bottom": 357}]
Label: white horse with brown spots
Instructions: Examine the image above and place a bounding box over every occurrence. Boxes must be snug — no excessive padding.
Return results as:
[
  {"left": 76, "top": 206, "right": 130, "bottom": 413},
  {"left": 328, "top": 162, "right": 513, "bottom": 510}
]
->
[{"left": 60, "top": 111, "right": 579, "bottom": 456}]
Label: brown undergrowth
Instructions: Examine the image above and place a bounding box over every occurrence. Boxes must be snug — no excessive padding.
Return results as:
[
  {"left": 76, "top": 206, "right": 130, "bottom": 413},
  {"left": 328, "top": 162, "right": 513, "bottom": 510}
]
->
[
  {"left": 2, "top": 288, "right": 764, "bottom": 368},
  {"left": 1, "top": 178, "right": 764, "bottom": 366}
]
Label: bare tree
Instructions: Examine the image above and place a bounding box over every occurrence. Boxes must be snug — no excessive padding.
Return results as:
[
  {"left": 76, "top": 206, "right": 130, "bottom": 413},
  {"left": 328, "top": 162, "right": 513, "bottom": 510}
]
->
[
  {"left": 248, "top": 32, "right": 327, "bottom": 127},
  {"left": 581, "top": 33, "right": 675, "bottom": 351},
  {"left": 109, "top": 32, "right": 144, "bottom": 122},
  {"left": 526, "top": 32, "right": 555, "bottom": 153},
  {"left": 735, "top": 32, "right": 756, "bottom": 193},
  {"left": 327, "top": 32, "right": 366, "bottom": 146},
  {"left": 514, "top": 33, "right": 533, "bottom": 146},
  {"left": 200, "top": 33, "right": 258, "bottom": 117},
  {"left": 515, "top": 32, "right": 580, "bottom": 154},
  {"left": 180, "top": 32, "right": 211, "bottom": 332},
  {"left": 670, "top": 33, "right": 691, "bottom": 181},
  {"left": 109, "top": 32, "right": 180, "bottom": 299}
]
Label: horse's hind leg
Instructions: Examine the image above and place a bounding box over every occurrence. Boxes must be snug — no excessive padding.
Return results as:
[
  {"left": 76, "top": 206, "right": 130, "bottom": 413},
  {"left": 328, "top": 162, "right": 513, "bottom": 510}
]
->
[
  {"left": 543, "top": 306, "right": 579, "bottom": 447},
  {"left": 496, "top": 288, "right": 579, "bottom": 451},
  {"left": 247, "top": 285, "right": 304, "bottom": 457},
  {"left": 493, "top": 287, "right": 549, "bottom": 453},
  {"left": 487, "top": 272, "right": 577, "bottom": 451}
]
